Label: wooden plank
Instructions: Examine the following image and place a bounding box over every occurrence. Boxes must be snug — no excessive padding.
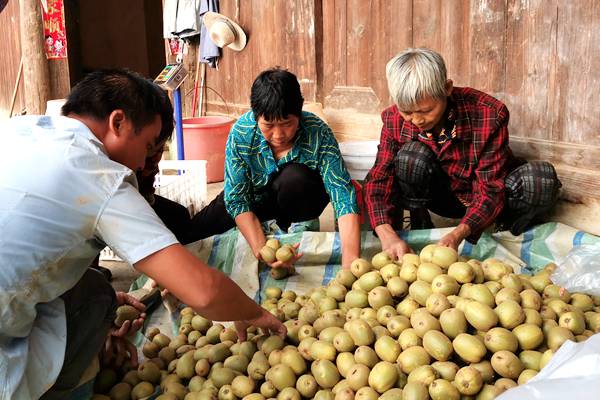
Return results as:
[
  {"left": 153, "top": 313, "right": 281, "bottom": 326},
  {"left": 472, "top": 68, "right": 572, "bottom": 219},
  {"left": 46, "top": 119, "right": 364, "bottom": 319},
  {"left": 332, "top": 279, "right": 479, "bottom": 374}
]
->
[
  {"left": 439, "top": 0, "right": 470, "bottom": 87},
  {"left": 380, "top": 0, "right": 412, "bottom": 106},
  {"left": 468, "top": 0, "right": 506, "bottom": 94},
  {"left": 319, "top": 0, "right": 334, "bottom": 101},
  {"left": 204, "top": 0, "right": 318, "bottom": 116},
  {"left": 549, "top": 198, "right": 600, "bottom": 236},
  {"left": 0, "top": 0, "right": 24, "bottom": 117},
  {"left": 324, "top": 0, "right": 412, "bottom": 112},
  {"left": 510, "top": 136, "right": 600, "bottom": 171},
  {"left": 412, "top": 0, "right": 441, "bottom": 50},
  {"left": 553, "top": 1, "right": 600, "bottom": 145},
  {"left": 48, "top": 59, "right": 71, "bottom": 100},
  {"left": 325, "top": 86, "right": 380, "bottom": 113},
  {"left": 321, "top": 0, "right": 347, "bottom": 99},
  {"left": 346, "top": 0, "right": 372, "bottom": 87},
  {"left": 20, "top": 0, "right": 50, "bottom": 115},
  {"left": 314, "top": 0, "right": 324, "bottom": 101},
  {"left": 553, "top": 164, "right": 600, "bottom": 202},
  {"left": 285, "top": 0, "right": 317, "bottom": 101},
  {"left": 326, "top": 109, "right": 382, "bottom": 141},
  {"left": 369, "top": 0, "right": 390, "bottom": 107},
  {"left": 504, "top": 0, "right": 557, "bottom": 140},
  {"left": 210, "top": 0, "right": 251, "bottom": 111}
]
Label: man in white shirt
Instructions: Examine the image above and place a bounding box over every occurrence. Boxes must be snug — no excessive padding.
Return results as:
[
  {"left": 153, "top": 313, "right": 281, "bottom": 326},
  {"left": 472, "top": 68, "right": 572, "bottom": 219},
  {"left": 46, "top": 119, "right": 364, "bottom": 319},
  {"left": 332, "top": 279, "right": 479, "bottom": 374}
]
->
[{"left": 0, "top": 69, "right": 285, "bottom": 399}]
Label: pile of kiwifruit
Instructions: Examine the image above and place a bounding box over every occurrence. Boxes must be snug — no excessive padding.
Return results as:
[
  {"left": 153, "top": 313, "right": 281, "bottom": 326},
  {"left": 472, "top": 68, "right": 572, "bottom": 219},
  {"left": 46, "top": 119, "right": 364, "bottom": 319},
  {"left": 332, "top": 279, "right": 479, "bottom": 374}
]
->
[{"left": 92, "top": 244, "right": 600, "bottom": 400}]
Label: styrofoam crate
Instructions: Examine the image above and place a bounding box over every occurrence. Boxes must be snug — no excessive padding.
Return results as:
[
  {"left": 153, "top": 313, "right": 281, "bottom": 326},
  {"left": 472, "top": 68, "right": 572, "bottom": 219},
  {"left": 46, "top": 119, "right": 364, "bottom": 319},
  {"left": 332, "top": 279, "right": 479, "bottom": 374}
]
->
[
  {"left": 100, "top": 160, "right": 208, "bottom": 261},
  {"left": 155, "top": 160, "right": 207, "bottom": 216}
]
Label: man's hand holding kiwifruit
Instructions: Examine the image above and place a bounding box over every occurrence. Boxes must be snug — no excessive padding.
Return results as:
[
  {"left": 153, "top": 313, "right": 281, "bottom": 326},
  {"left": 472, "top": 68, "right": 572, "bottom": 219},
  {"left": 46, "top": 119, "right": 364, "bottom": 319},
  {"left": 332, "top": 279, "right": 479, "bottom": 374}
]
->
[
  {"left": 234, "top": 308, "right": 287, "bottom": 342},
  {"left": 103, "top": 292, "right": 146, "bottom": 368}
]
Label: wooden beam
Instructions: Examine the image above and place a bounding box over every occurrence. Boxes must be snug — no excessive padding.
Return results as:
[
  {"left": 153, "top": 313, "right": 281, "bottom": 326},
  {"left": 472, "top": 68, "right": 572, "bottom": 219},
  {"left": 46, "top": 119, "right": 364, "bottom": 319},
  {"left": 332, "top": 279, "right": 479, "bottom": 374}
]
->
[
  {"left": 549, "top": 198, "right": 600, "bottom": 237},
  {"left": 510, "top": 136, "right": 600, "bottom": 171},
  {"left": 19, "top": 0, "right": 50, "bottom": 114}
]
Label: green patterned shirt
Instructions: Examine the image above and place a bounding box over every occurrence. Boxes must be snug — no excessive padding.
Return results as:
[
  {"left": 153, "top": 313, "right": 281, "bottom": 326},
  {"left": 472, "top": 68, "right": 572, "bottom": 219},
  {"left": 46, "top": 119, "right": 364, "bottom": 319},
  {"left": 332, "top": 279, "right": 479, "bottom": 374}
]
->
[{"left": 224, "top": 110, "right": 359, "bottom": 219}]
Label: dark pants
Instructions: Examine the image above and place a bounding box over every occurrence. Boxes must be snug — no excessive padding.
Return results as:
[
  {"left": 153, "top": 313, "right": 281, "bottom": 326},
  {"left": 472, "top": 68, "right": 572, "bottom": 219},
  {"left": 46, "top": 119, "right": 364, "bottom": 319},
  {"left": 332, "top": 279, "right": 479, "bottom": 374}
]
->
[
  {"left": 391, "top": 141, "right": 561, "bottom": 236},
  {"left": 41, "top": 269, "right": 117, "bottom": 400},
  {"left": 188, "top": 163, "right": 330, "bottom": 241},
  {"left": 152, "top": 194, "right": 194, "bottom": 244}
]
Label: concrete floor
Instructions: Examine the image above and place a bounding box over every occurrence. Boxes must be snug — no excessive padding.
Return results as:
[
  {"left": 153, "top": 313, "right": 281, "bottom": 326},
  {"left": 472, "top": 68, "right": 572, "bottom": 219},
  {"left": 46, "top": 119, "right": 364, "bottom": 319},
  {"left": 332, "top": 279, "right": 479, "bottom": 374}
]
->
[{"left": 102, "top": 181, "right": 336, "bottom": 293}]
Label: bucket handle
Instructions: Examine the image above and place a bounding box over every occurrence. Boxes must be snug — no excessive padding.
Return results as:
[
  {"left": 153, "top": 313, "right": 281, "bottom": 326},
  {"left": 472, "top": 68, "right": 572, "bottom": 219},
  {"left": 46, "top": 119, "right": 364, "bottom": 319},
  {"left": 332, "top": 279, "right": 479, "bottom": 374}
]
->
[{"left": 186, "top": 86, "right": 232, "bottom": 117}]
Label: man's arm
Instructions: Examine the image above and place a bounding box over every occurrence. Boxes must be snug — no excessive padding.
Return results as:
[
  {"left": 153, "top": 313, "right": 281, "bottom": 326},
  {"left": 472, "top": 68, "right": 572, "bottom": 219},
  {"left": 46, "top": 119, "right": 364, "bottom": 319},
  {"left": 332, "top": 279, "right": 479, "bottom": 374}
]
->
[
  {"left": 365, "top": 108, "right": 412, "bottom": 259},
  {"left": 135, "top": 244, "right": 262, "bottom": 321}
]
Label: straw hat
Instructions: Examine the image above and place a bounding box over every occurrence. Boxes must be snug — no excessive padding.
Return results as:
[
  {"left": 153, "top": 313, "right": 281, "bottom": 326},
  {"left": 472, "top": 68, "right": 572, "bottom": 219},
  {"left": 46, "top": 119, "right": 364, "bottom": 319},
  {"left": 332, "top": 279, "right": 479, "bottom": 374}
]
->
[{"left": 203, "top": 12, "right": 247, "bottom": 51}]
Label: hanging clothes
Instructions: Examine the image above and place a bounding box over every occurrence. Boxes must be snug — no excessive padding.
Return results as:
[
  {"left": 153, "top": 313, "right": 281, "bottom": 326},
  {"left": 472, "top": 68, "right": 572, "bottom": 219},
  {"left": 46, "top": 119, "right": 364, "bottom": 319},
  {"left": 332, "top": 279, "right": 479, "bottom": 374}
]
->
[
  {"left": 199, "top": 0, "right": 221, "bottom": 68},
  {"left": 163, "top": 0, "right": 202, "bottom": 39}
]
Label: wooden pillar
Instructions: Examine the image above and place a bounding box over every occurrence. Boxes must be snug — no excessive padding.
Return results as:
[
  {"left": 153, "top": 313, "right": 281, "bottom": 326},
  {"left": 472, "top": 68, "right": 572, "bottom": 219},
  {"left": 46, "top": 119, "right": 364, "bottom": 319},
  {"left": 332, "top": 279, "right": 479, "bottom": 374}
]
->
[{"left": 19, "top": 0, "right": 50, "bottom": 114}]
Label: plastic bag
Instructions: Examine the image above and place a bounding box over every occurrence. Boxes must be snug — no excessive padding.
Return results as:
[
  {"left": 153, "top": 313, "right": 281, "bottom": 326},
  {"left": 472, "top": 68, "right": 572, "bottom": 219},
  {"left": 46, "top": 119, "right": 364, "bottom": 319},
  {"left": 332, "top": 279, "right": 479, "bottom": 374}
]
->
[
  {"left": 497, "top": 334, "right": 600, "bottom": 400},
  {"left": 551, "top": 243, "right": 600, "bottom": 295}
]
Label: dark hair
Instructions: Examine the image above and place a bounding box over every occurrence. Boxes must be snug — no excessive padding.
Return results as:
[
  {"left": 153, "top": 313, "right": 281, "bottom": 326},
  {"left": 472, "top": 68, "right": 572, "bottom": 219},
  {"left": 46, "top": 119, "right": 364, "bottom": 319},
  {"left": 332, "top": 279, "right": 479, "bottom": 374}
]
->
[
  {"left": 62, "top": 69, "right": 174, "bottom": 141},
  {"left": 156, "top": 88, "right": 175, "bottom": 143},
  {"left": 250, "top": 68, "right": 304, "bottom": 121}
]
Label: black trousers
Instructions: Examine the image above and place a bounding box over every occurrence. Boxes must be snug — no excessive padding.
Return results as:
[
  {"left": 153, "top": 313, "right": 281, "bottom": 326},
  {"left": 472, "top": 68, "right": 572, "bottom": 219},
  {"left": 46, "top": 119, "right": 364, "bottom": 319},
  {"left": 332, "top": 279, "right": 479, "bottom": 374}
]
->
[
  {"left": 41, "top": 269, "right": 117, "bottom": 400},
  {"left": 391, "top": 141, "right": 561, "bottom": 236},
  {"left": 188, "top": 163, "right": 330, "bottom": 241},
  {"left": 152, "top": 194, "right": 194, "bottom": 244}
]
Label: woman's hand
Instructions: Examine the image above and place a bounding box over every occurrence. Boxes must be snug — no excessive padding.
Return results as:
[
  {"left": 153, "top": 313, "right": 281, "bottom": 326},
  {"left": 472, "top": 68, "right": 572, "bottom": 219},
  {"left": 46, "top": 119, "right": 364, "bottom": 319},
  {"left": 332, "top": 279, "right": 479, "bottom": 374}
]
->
[{"left": 258, "top": 243, "right": 303, "bottom": 270}]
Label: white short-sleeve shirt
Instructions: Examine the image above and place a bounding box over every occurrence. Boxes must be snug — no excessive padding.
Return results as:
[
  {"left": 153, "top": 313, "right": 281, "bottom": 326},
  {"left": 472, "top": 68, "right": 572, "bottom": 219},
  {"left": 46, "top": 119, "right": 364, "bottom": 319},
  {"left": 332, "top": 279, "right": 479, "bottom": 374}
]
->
[{"left": 0, "top": 116, "right": 178, "bottom": 399}]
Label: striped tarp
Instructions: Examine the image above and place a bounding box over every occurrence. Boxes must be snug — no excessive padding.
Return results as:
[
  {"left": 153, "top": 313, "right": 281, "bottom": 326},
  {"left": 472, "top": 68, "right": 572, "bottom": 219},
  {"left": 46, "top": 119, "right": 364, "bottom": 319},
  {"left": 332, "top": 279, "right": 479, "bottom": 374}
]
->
[{"left": 131, "top": 222, "right": 599, "bottom": 340}]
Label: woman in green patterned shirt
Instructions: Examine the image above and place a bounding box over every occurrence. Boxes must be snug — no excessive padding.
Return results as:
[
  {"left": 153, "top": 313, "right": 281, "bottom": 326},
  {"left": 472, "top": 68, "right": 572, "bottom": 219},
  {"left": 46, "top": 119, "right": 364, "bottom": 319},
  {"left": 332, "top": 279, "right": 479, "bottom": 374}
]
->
[{"left": 190, "top": 68, "right": 361, "bottom": 270}]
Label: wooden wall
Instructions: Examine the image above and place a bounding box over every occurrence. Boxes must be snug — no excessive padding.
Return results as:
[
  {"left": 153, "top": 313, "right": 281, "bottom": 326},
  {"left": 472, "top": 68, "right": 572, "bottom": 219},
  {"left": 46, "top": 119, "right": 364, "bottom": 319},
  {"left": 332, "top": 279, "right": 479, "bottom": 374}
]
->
[
  {"left": 66, "top": 0, "right": 164, "bottom": 82},
  {"left": 172, "top": 0, "right": 600, "bottom": 233},
  {"left": 0, "top": 0, "right": 25, "bottom": 117},
  {"left": 0, "top": 0, "right": 70, "bottom": 118}
]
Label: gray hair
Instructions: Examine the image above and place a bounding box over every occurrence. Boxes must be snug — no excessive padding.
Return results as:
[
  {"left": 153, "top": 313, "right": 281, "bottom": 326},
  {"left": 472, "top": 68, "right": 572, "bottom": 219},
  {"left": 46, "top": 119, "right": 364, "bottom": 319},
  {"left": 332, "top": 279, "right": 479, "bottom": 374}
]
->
[{"left": 386, "top": 48, "right": 447, "bottom": 109}]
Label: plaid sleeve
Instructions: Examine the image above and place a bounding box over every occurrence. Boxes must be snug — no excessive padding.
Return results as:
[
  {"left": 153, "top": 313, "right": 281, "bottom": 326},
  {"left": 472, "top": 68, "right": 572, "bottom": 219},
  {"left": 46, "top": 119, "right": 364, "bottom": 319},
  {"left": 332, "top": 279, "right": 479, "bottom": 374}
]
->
[
  {"left": 364, "top": 108, "right": 402, "bottom": 228},
  {"left": 461, "top": 105, "right": 510, "bottom": 241},
  {"left": 317, "top": 126, "right": 360, "bottom": 218},
  {"left": 223, "top": 127, "right": 253, "bottom": 219}
]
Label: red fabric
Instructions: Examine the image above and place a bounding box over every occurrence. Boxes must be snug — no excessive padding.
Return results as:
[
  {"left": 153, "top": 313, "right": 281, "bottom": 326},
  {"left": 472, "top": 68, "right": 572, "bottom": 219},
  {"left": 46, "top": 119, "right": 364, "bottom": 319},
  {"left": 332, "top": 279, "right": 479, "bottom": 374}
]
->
[
  {"left": 364, "top": 87, "right": 514, "bottom": 240},
  {"left": 351, "top": 180, "right": 366, "bottom": 225}
]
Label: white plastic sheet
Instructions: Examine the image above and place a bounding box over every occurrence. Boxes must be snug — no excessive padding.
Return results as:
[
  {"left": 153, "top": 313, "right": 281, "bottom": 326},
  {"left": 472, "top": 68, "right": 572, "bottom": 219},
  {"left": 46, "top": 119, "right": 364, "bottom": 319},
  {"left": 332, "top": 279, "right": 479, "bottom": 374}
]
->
[
  {"left": 498, "top": 334, "right": 600, "bottom": 400},
  {"left": 551, "top": 243, "right": 600, "bottom": 295}
]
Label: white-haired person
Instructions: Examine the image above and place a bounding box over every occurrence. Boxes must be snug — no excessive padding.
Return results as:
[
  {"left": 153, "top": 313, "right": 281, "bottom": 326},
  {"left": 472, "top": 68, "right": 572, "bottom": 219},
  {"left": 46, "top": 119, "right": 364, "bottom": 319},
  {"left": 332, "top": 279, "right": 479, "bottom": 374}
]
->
[{"left": 364, "top": 48, "right": 561, "bottom": 259}]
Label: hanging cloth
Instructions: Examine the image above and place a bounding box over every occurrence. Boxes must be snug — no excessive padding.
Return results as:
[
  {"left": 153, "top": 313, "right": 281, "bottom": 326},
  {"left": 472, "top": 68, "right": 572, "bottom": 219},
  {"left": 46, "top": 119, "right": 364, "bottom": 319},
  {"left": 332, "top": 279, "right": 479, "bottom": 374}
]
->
[
  {"left": 199, "top": 0, "right": 221, "bottom": 68},
  {"left": 163, "top": 0, "right": 201, "bottom": 39}
]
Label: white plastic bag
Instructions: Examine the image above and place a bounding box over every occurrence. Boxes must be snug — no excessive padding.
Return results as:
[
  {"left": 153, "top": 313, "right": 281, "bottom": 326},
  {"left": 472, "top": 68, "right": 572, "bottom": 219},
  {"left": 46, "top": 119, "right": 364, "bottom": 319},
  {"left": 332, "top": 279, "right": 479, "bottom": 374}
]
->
[
  {"left": 497, "top": 334, "right": 600, "bottom": 399},
  {"left": 551, "top": 243, "right": 600, "bottom": 295}
]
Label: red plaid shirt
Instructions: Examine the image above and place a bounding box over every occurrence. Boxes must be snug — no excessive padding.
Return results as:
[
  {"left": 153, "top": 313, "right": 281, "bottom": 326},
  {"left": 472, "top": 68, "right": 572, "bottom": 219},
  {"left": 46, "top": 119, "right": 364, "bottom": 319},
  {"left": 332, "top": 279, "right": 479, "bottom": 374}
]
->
[{"left": 365, "top": 87, "right": 515, "bottom": 240}]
